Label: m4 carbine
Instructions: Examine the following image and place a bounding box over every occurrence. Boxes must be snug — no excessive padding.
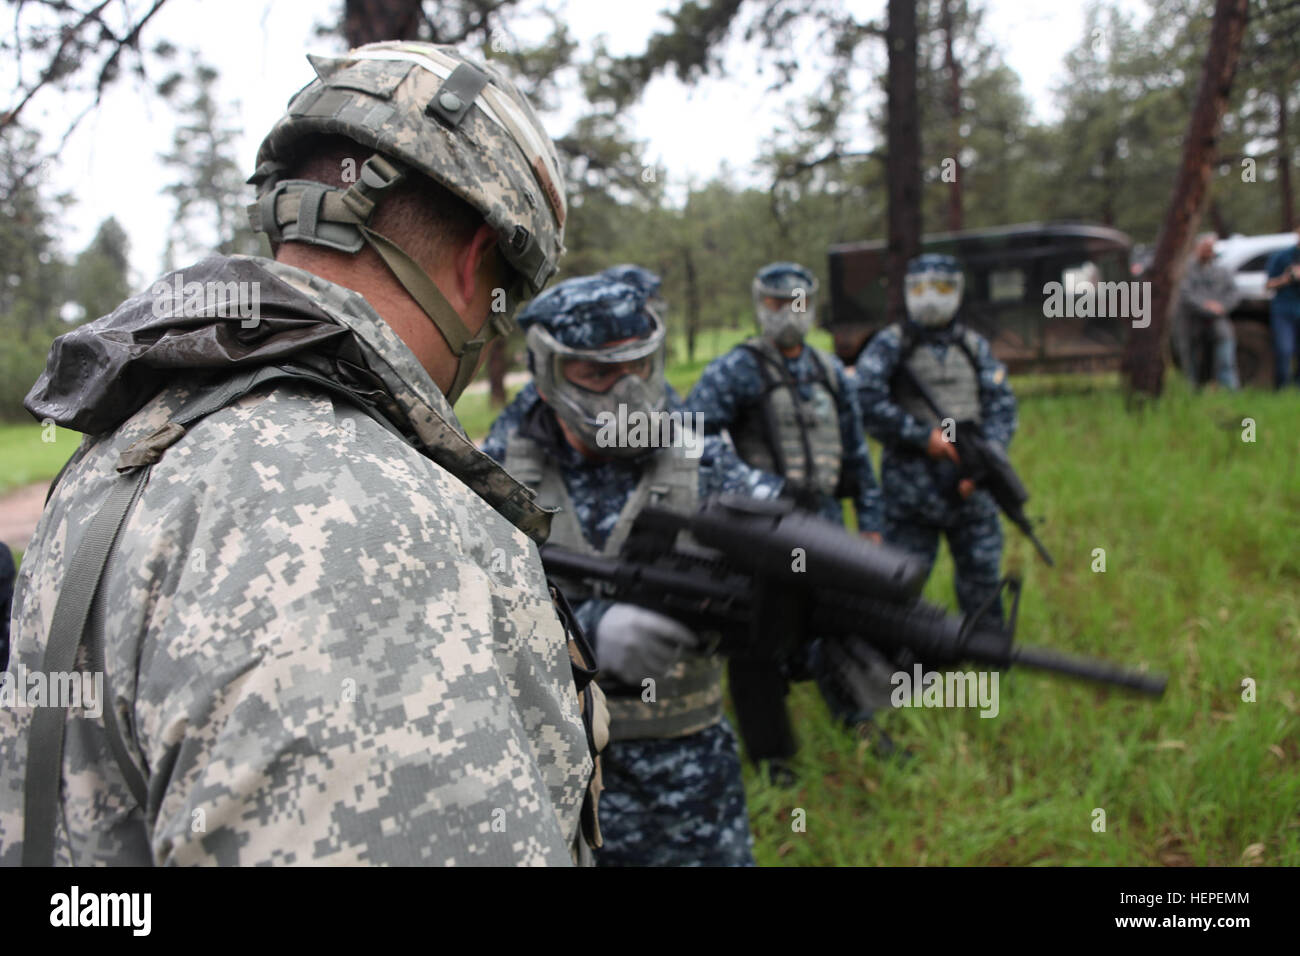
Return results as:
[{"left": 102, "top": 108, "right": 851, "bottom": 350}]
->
[
  {"left": 897, "top": 364, "right": 1055, "bottom": 566},
  {"left": 539, "top": 495, "right": 1166, "bottom": 712}
]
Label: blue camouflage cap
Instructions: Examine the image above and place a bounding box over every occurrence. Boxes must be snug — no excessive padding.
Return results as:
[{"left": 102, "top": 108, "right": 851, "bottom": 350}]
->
[
  {"left": 517, "top": 274, "right": 654, "bottom": 349},
  {"left": 907, "top": 254, "right": 962, "bottom": 276},
  {"left": 755, "top": 262, "right": 816, "bottom": 296},
  {"left": 600, "top": 264, "right": 663, "bottom": 301}
]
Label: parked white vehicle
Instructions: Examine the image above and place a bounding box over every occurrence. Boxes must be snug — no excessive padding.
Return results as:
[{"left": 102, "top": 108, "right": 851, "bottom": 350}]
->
[{"left": 1214, "top": 232, "right": 1298, "bottom": 310}]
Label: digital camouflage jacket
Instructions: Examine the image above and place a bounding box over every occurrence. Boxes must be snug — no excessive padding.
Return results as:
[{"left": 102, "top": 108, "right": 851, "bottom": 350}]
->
[{"left": 0, "top": 255, "right": 594, "bottom": 866}]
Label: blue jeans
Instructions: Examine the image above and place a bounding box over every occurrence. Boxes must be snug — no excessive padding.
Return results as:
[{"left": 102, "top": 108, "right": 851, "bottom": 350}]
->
[
  {"left": 1271, "top": 310, "right": 1300, "bottom": 387},
  {"left": 1211, "top": 318, "right": 1240, "bottom": 389}
]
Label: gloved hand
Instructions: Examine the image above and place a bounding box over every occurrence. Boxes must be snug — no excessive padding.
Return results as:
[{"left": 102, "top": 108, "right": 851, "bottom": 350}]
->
[{"left": 595, "top": 604, "right": 699, "bottom": 685}]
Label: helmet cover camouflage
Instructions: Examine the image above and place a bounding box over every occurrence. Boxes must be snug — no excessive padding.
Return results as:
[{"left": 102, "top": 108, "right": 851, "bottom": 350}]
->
[{"left": 252, "top": 41, "right": 566, "bottom": 293}]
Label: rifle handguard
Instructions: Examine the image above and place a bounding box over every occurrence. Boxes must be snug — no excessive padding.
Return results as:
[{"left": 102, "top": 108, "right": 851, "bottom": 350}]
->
[{"left": 656, "top": 496, "right": 929, "bottom": 603}]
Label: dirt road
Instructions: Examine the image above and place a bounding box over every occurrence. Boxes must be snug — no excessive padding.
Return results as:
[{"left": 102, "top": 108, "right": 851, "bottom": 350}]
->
[{"left": 0, "top": 481, "right": 48, "bottom": 553}]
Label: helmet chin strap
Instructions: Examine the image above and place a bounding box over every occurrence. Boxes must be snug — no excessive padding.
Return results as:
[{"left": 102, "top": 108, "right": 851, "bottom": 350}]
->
[
  {"left": 253, "top": 152, "right": 517, "bottom": 405},
  {"left": 359, "top": 223, "right": 515, "bottom": 404}
]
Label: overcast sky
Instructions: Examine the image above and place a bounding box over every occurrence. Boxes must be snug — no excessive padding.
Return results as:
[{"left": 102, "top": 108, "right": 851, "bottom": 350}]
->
[{"left": 18, "top": 0, "right": 1148, "bottom": 283}]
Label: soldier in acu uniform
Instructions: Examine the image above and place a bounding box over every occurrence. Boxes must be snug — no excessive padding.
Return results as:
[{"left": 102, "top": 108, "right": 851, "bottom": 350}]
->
[
  {"left": 483, "top": 273, "right": 783, "bottom": 866},
  {"left": 855, "top": 254, "right": 1018, "bottom": 630},
  {"left": 686, "top": 262, "right": 889, "bottom": 773},
  {"left": 0, "top": 42, "right": 604, "bottom": 866}
]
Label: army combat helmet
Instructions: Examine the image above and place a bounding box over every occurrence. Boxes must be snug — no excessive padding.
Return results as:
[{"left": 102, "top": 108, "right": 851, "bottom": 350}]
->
[
  {"left": 519, "top": 274, "right": 667, "bottom": 458},
  {"left": 248, "top": 41, "right": 567, "bottom": 403},
  {"left": 753, "top": 262, "right": 818, "bottom": 349}
]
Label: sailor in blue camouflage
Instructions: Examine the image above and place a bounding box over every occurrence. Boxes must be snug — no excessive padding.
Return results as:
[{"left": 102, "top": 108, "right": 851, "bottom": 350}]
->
[
  {"left": 854, "top": 254, "right": 1018, "bottom": 628},
  {"left": 484, "top": 272, "right": 783, "bottom": 866},
  {"left": 685, "top": 341, "right": 885, "bottom": 529},
  {"left": 686, "top": 265, "right": 878, "bottom": 528},
  {"left": 685, "top": 264, "right": 886, "bottom": 736}
]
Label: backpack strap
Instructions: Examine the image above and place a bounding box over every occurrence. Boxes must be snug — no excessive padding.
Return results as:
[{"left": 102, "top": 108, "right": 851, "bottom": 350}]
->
[
  {"left": 21, "top": 365, "right": 397, "bottom": 866},
  {"left": 951, "top": 324, "right": 983, "bottom": 384},
  {"left": 806, "top": 346, "right": 842, "bottom": 401},
  {"left": 21, "top": 463, "right": 150, "bottom": 866}
]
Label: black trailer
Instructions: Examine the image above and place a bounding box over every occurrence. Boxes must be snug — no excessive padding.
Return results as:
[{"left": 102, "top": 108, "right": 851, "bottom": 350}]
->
[{"left": 826, "top": 222, "right": 1134, "bottom": 373}]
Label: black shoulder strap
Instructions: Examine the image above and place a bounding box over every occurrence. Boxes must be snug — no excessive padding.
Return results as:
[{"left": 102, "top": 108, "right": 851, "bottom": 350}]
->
[
  {"left": 806, "top": 346, "right": 842, "bottom": 400},
  {"left": 21, "top": 365, "right": 396, "bottom": 866},
  {"left": 737, "top": 339, "right": 786, "bottom": 389},
  {"left": 950, "top": 323, "right": 982, "bottom": 379}
]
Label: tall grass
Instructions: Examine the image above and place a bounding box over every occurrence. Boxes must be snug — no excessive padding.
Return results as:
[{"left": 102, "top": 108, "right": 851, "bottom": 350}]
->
[{"left": 743, "top": 379, "right": 1300, "bottom": 866}]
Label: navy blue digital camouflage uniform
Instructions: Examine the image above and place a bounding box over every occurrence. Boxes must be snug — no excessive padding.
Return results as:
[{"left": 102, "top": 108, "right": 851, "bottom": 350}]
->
[
  {"left": 854, "top": 320, "right": 1018, "bottom": 627},
  {"left": 686, "top": 346, "right": 884, "bottom": 529},
  {"left": 687, "top": 343, "right": 888, "bottom": 732},
  {"left": 483, "top": 278, "right": 784, "bottom": 867}
]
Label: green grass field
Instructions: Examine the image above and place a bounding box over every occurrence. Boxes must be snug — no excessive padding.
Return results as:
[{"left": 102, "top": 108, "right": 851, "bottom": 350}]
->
[
  {"left": 3, "top": 336, "right": 1296, "bottom": 866},
  {"left": 742, "top": 381, "right": 1300, "bottom": 866},
  {"left": 0, "top": 422, "right": 79, "bottom": 496}
]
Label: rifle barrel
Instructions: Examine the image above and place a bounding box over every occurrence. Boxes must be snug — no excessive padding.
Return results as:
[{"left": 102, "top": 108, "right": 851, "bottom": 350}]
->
[{"left": 1012, "top": 645, "right": 1166, "bottom": 696}]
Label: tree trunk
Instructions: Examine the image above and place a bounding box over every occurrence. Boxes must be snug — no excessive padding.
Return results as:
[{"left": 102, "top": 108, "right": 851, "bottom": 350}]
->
[
  {"left": 1208, "top": 195, "right": 1230, "bottom": 238},
  {"left": 1278, "top": 81, "right": 1295, "bottom": 232},
  {"left": 343, "top": 0, "right": 423, "bottom": 47},
  {"left": 1121, "top": 0, "right": 1250, "bottom": 399},
  {"left": 886, "top": 0, "right": 922, "bottom": 326},
  {"left": 940, "top": 0, "right": 964, "bottom": 233}
]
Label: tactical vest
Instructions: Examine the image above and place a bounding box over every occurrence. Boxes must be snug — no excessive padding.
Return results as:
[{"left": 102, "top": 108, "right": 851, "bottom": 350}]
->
[
  {"left": 730, "top": 337, "right": 844, "bottom": 498},
  {"left": 893, "top": 323, "right": 983, "bottom": 426},
  {"left": 505, "top": 430, "right": 725, "bottom": 742}
]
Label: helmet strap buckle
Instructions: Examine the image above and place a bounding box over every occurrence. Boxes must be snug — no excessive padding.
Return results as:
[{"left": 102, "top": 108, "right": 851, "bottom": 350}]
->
[{"left": 340, "top": 153, "right": 407, "bottom": 223}]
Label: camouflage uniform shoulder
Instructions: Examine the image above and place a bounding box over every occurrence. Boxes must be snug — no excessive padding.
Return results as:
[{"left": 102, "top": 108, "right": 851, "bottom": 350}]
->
[
  {"left": 254, "top": 257, "right": 554, "bottom": 542},
  {"left": 855, "top": 323, "right": 907, "bottom": 379},
  {"left": 1, "top": 379, "right": 592, "bottom": 866}
]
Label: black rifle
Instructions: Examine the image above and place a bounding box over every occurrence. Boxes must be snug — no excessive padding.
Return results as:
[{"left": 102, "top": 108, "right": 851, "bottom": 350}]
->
[
  {"left": 539, "top": 495, "right": 1167, "bottom": 717},
  {"left": 896, "top": 364, "right": 1055, "bottom": 566}
]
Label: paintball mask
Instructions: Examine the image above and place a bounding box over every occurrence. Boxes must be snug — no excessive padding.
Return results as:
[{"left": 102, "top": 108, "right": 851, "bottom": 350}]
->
[
  {"left": 528, "top": 310, "right": 668, "bottom": 457},
  {"left": 753, "top": 262, "right": 818, "bottom": 349},
  {"left": 904, "top": 254, "right": 964, "bottom": 328}
]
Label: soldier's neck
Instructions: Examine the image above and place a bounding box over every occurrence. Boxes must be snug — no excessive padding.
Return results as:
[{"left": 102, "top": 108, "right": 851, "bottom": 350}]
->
[{"left": 557, "top": 415, "right": 609, "bottom": 462}]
